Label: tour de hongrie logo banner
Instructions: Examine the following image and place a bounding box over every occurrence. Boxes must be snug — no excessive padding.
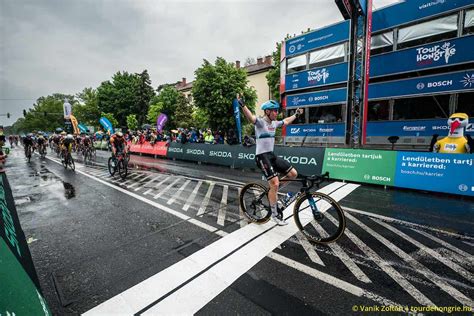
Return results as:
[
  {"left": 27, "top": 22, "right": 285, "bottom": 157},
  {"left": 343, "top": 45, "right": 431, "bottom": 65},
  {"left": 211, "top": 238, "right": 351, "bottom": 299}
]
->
[{"left": 416, "top": 41, "right": 456, "bottom": 66}]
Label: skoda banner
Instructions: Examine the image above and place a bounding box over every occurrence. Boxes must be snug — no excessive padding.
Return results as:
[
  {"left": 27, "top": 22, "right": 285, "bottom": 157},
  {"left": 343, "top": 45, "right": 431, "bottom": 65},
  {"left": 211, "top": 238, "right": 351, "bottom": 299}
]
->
[
  {"left": 166, "top": 143, "right": 325, "bottom": 175},
  {"left": 322, "top": 148, "right": 397, "bottom": 185}
]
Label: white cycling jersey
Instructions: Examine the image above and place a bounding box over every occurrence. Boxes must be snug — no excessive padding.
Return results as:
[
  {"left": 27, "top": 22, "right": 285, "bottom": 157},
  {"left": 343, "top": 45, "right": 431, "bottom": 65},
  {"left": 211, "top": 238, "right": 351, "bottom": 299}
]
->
[{"left": 254, "top": 117, "right": 283, "bottom": 155}]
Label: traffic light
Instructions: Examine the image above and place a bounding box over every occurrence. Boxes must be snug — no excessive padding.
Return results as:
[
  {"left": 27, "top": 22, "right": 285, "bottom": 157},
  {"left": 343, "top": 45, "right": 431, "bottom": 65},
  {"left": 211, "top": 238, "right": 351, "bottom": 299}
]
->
[
  {"left": 23, "top": 109, "right": 27, "bottom": 117},
  {"left": 6, "top": 113, "right": 10, "bottom": 118}
]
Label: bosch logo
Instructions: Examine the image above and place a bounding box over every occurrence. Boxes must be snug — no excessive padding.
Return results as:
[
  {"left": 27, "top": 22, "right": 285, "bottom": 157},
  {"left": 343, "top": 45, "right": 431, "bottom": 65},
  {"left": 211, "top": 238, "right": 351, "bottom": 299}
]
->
[
  {"left": 416, "top": 83, "right": 425, "bottom": 90},
  {"left": 289, "top": 45, "right": 296, "bottom": 53},
  {"left": 458, "top": 184, "right": 468, "bottom": 192},
  {"left": 363, "top": 174, "right": 370, "bottom": 180}
]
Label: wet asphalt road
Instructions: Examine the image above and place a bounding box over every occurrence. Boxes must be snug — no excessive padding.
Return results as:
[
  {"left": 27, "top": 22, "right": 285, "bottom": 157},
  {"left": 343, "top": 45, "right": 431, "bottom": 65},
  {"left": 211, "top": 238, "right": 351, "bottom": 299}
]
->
[{"left": 6, "top": 146, "right": 474, "bottom": 315}]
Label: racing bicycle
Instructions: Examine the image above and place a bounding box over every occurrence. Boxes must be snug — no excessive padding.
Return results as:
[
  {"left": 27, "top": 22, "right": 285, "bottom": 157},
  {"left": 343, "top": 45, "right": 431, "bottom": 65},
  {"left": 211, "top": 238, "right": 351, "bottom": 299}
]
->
[
  {"left": 108, "top": 150, "right": 128, "bottom": 180},
  {"left": 239, "top": 172, "right": 346, "bottom": 244},
  {"left": 61, "top": 148, "right": 75, "bottom": 171}
]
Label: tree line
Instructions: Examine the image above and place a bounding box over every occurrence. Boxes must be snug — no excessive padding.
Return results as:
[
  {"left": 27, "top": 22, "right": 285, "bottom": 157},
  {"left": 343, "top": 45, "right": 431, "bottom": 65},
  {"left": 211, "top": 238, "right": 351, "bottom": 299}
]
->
[{"left": 10, "top": 55, "right": 278, "bottom": 134}]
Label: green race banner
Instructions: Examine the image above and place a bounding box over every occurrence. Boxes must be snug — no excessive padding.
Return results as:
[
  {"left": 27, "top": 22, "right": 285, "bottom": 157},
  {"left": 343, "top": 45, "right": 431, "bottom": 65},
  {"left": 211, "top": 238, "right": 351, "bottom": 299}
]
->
[
  {"left": 0, "top": 239, "right": 50, "bottom": 316},
  {"left": 322, "top": 148, "right": 397, "bottom": 186}
]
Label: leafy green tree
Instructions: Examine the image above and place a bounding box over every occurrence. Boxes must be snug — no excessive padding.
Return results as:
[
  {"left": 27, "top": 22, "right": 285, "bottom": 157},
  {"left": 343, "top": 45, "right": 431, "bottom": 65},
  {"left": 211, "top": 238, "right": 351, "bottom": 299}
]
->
[
  {"left": 74, "top": 87, "right": 100, "bottom": 127},
  {"left": 147, "top": 102, "right": 163, "bottom": 125},
  {"left": 174, "top": 94, "right": 193, "bottom": 128},
  {"left": 14, "top": 94, "right": 75, "bottom": 132},
  {"left": 100, "top": 112, "right": 118, "bottom": 130},
  {"left": 97, "top": 70, "right": 155, "bottom": 127},
  {"left": 192, "top": 107, "right": 208, "bottom": 129},
  {"left": 192, "top": 57, "right": 257, "bottom": 131},
  {"left": 126, "top": 114, "right": 138, "bottom": 130},
  {"left": 148, "top": 85, "right": 181, "bottom": 129},
  {"left": 266, "top": 42, "right": 282, "bottom": 101},
  {"left": 135, "top": 70, "right": 155, "bottom": 125}
]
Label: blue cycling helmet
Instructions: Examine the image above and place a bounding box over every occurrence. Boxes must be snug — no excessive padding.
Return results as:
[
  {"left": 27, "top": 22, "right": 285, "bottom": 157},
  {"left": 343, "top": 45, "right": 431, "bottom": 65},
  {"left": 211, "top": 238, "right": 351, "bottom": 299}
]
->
[{"left": 261, "top": 100, "right": 280, "bottom": 111}]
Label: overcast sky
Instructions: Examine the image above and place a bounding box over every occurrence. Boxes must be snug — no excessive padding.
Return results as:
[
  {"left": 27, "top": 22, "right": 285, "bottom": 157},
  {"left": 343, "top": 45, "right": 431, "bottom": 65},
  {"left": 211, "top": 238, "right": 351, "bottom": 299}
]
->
[{"left": 0, "top": 0, "right": 402, "bottom": 125}]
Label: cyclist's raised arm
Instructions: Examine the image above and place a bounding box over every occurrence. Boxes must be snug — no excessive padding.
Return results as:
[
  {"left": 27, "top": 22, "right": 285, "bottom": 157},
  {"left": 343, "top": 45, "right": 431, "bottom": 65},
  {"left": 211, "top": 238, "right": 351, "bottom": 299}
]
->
[
  {"left": 238, "top": 96, "right": 256, "bottom": 124},
  {"left": 283, "top": 108, "right": 304, "bottom": 126}
]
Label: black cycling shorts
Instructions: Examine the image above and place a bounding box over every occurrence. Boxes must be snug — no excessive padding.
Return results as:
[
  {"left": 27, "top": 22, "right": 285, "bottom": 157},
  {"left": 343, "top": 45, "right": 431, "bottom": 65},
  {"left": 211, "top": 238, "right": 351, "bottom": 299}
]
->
[{"left": 255, "top": 152, "right": 293, "bottom": 181}]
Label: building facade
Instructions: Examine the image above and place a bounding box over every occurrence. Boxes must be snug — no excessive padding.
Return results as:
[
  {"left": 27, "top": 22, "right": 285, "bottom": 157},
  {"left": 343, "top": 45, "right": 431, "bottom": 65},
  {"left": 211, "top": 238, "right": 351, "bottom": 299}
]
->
[{"left": 281, "top": 0, "right": 474, "bottom": 148}]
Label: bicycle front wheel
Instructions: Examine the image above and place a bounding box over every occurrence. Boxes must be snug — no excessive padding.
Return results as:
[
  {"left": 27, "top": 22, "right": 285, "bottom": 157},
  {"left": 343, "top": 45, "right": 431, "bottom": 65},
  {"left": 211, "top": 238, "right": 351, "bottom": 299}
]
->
[
  {"left": 108, "top": 157, "right": 116, "bottom": 176},
  {"left": 68, "top": 156, "right": 75, "bottom": 171},
  {"left": 293, "top": 192, "right": 345, "bottom": 244},
  {"left": 239, "top": 183, "right": 271, "bottom": 223},
  {"left": 118, "top": 160, "right": 128, "bottom": 180}
]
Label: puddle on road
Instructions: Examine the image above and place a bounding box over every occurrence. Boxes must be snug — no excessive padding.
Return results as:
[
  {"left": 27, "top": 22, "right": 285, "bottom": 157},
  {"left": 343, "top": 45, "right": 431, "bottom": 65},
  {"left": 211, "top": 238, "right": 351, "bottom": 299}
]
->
[
  {"left": 63, "top": 182, "right": 75, "bottom": 199},
  {"left": 18, "top": 166, "right": 77, "bottom": 203}
]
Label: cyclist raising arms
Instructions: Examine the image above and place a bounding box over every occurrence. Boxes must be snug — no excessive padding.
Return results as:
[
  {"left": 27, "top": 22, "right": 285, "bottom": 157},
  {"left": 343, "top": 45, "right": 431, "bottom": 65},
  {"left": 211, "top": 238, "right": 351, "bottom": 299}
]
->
[{"left": 239, "top": 97, "right": 303, "bottom": 225}]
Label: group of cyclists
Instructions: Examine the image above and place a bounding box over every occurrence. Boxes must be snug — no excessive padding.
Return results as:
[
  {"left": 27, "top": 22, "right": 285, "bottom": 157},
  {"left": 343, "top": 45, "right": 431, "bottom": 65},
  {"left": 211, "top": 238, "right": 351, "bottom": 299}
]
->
[{"left": 20, "top": 130, "right": 128, "bottom": 167}]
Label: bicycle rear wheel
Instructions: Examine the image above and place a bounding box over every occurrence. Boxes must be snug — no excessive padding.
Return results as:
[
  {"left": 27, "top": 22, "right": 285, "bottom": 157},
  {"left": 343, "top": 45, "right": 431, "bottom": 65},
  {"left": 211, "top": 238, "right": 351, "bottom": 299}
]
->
[
  {"left": 293, "top": 192, "right": 345, "bottom": 244},
  {"left": 239, "top": 183, "right": 271, "bottom": 223}
]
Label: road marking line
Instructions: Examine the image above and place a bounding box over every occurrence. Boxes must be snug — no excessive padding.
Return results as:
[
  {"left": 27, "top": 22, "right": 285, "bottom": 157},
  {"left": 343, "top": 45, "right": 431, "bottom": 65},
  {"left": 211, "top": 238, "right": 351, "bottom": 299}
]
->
[
  {"left": 183, "top": 181, "right": 202, "bottom": 211},
  {"left": 295, "top": 231, "right": 325, "bottom": 266},
  {"left": 143, "top": 177, "right": 168, "bottom": 196},
  {"left": 311, "top": 222, "right": 370, "bottom": 283},
  {"left": 153, "top": 178, "right": 180, "bottom": 200},
  {"left": 121, "top": 173, "right": 145, "bottom": 186},
  {"left": 268, "top": 253, "right": 400, "bottom": 306},
  {"left": 372, "top": 218, "right": 474, "bottom": 283},
  {"left": 463, "top": 240, "right": 474, "bottom": 247},
  {"left": 412, "top": 229, "right": 473, "bottom": 264},
  {"left": 111, "top": 172, "right": 139, "bottom": 184},
  {"left": 167, "top": 179, "right": 191, "bottom": 205},
  {"left": 196, "top": 183, "right": 215, "bottom": 216},
  {"left": 206, "top": 175, "right": 246, "bottom": 185},
  {"left": 367, "top": 218, "right": 473, "bottom": 306},
  {"left": 135, "top": 175, "right": 161, "bottom": 192},
  {"left": 120, "top": 173, "right": 145, "bottom": 187},
  {"left": 342, "top": 206, "right": 474, "bottom": 241},
  {"left": 326, "top": 212, "right": 433, "bottom": 306},
  {"left": 128, "top": 174, "right": 152, "bottom": 189},
  {"left": 217, "top": 185, "right": 228, "bottom": 226}
]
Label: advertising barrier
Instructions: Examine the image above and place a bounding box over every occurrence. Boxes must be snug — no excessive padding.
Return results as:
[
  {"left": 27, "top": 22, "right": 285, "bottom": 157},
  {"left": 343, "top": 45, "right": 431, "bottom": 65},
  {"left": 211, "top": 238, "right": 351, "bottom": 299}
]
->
[
  {"left": 166, "top": 143, "right": 325, "bottom": 176},
  {"left": 1, "top": 174, "right": 51, "bottom": 315},
  {"left": 129, "top": 141, "right": 168, "bottom": 156},
  {"left": 367, "top": 119, "right": 474, "bottom": 137},
  {"left": 370, "top": 36, "right": 474, "bottom": 78},
  {"left": 285, "top": 63, "right": 349, "bottom": 92},
  {"left": 322, "top": 148, "right": 473, "bottom": 196},
  {"left": 99, "top": 140, "right": 472, "bottom": 197},
  {"left": 322, "top": 148, "right": 397, "bottom": 186},
  {"left": 395, "top": 152, "right": 474, "bottom": 196},
  {"left": 285, "top": 20, "right": 349, "bottom": 57}
]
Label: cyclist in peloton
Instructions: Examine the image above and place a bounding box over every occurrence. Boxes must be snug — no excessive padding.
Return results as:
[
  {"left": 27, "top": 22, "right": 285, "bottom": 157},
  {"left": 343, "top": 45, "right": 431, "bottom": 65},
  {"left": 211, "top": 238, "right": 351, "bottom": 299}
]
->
[
  {"left": 60, "top": 134, "right": 75, "bottom": 156},
  {"left": 110, "top": 131, "right": 128, "bottom": 164},
  {"left": 36, "top": 132, "right": 47, "bottom": 154},
  {"left": 239, "top": 98, "right": 303, "bottom": 225},
  {"left": 23, "top": 133, "right": 34, "bottom": 158}
]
